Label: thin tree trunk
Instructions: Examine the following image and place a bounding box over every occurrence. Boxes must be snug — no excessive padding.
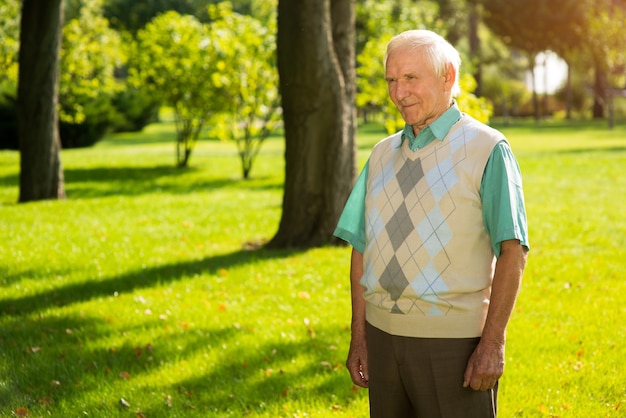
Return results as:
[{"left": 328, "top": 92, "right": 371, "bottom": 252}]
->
[
  {"left": 592, "top": 56, "right": 606, "bottom": 119},
  {"left": 468, "top": 2, "right": 482, "bottom": 97},
  {"left": 529, "top": 54, "right": 540, "bottom": 122},
  {"left": 565, "top": 61, "right": 572, "bottom": 120},
  {"left": 17, "top": 0, "right": 66, "bottom": 202},
  {"left": 269, "top": 0, "right": 356, "bottom": 248}
]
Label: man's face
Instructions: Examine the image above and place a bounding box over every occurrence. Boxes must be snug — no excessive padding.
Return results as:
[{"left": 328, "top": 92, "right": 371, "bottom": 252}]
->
[{"left": 385, "top": 46, "right": 453, "bottom": 133}]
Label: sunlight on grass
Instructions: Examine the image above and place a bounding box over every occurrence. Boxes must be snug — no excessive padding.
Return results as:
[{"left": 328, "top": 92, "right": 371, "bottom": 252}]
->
[{"left": 1, "top": 120, "right": 626, "bottom": 416}]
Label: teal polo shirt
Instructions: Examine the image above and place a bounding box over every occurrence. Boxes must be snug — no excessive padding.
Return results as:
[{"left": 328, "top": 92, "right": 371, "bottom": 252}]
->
[{"left": 334, "top": 103, "right": 529, "bottom": 257}]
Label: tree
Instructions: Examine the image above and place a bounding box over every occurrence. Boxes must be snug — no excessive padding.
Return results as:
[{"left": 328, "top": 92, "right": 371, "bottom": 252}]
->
[
  {"left": 268, "top": 0, "right": 357, "bottom": 248},
  {"left": 474, "top": 0, "right": 584, "bottom": 120},
  {"left": 17, "top": 0, "right": 66, "bottom": 202},
  {"left": 131, "top": 11, "right": 228, "bottom": 167},
  {"left": 208, "top": 3, "right": 281, "bottom": 179},
  {"left": 580, "top": 0, "right": 626, "bottom": 124}
]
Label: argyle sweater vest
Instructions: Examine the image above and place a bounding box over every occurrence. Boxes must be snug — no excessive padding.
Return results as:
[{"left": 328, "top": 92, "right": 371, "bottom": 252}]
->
[{"left": 363, "top": 115, "right": 503, "bottom": 338}]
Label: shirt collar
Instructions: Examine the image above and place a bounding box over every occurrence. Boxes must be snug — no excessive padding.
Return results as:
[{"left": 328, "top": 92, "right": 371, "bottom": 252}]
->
[{"left": 401, "top": 101, "right": 462, "bottom": 151}]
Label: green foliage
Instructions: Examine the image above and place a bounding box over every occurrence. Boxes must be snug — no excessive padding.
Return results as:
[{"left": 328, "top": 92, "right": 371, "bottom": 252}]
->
[
  {"left": 455, "top": 73, "right": 493, "bottom": 123},
  {"left": 356, "top": 0, "right": 441, "bottom": 55},
  {"left": 207, "top": 3, "right": 281, "bottom": 179},
  {"left": 0, "top": 0, "right": 20, "bottom": 94},
  {"left": 1, "top": 120, "right": 626, "bottom": 416},
  {"left": 467, "top": 26, "right": 531, "bottom": 119},
  {"left": 584, "top": 0, "right": 626, "bottom": 87},
  {"left": 130, "top": 4, "right": 279, "bottom": 173},
  {"left": 131, "top": 11, "right": 227, "bottom": 167},
  {"left": 102, "top": 0, "right": 275, "bottom": 33},
  {"left": 58, "top": 2, "right": 126, "bottom": 147}
]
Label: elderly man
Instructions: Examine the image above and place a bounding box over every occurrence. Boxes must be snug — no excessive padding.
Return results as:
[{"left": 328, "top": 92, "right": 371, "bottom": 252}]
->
[{"left": 334, "top": 30, "right": 529, "bottom": 417}]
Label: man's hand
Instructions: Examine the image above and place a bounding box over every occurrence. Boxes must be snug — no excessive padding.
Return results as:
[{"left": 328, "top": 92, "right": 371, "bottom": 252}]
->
[
  {"left": 346, "top": 334, "right": 369, "bottom": 388},
  {"left": 463, "top": 340, "right": 504, "bottom": 391}
]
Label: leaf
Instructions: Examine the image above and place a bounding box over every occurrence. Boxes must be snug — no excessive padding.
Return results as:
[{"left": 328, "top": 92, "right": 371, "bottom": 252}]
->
[
  {"left": 14, "top": 407, "right": 29, "bottom": 417},
  {"left": 119, "top": 371, "right": 131, "bottom": 380}
]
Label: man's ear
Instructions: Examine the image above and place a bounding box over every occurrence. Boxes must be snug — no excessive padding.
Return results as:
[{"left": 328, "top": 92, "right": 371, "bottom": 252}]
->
[{"left": 444, "top": 64, "right": 456, "bottom": 89}]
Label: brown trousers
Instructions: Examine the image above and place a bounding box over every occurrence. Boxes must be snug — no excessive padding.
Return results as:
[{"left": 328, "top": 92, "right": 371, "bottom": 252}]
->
[{"left": 366, "top": 322, "right": 498, "bottom": 418}]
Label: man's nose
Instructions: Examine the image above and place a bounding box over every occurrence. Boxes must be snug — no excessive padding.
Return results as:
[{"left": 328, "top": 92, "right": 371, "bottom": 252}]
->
[{"left": 395, "top": 80, "right": 410, "bottom": 100}]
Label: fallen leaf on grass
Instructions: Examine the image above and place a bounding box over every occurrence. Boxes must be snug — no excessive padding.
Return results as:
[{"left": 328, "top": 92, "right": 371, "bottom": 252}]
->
[
  {"left": 38, "top": 397, "right": 52, "bottom": 405},
  {"left": 14, "top": 407, "right": 29, "bottom": 417},
  {"left": 119, "top": 371, "right": 131, "bottom": 380}
]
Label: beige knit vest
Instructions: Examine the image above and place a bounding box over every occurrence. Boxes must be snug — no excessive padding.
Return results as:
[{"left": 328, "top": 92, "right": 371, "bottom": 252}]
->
[{"left": 363, "top": 115, "right": 503, "bottom": 338}]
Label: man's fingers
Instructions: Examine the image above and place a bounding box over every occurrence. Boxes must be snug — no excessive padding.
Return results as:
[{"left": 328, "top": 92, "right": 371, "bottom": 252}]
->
[{"left": 463, "top": 362, "right": 473, "bottom": 388}]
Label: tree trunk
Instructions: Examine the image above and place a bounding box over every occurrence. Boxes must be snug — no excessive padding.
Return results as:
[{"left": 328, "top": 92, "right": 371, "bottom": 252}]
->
[
  {"left": 468, "top": 2, "right": 482, "bottom": 97},
  {"left": 269, "top": 0, "right": 357, "bottom": 249},
  {"left": 17, "top": 0, "right": 66, "bottom": 202},
  {"left": 592, "top": 56, "right": 606, "bottom": 119},
  {"left": 529, "top": 55, "right": 541, "bottom": 122},
  {"left": 565, "top": 61, "right": 572, "bottom": 119}
]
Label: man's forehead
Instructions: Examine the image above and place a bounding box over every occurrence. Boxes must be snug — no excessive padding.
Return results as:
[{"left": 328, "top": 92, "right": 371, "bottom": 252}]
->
[{"left": 386, "top": 49, "right": 430, "bottom": 75}]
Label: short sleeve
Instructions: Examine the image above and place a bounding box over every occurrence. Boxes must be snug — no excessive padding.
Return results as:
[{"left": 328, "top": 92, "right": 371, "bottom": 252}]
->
[
  {"left": 333, "top": 160, "right": 369, "bottom": 253},
  {"left": 480, "top": 141, "right": 530, "bottom": 257}
]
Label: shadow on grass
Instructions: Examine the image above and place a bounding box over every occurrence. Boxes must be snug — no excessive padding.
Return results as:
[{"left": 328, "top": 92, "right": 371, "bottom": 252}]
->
[
  {"left": 0, "top": 164, "right": 282, "bottom": 202},
  {"left": 0, "top": 228, "right": 364, "bottom": 412},
  {"left": 0, "top": 312, "right": 240, "bottom": 412},
  {"left": 554, "top": 146, "right": 626, "bottom": 154},
  {"left": 0, "top": 248, "right": 302, "bottom": 317},
  {"left": 0, "top": 311, "right": 362, "bottom": 415},
  {"left": 62, "top": 166, "right": 281, "bottom": 199},
  {"left": 62, "top": 166, "right": 234, "bottom": 199},
  {"left": 151, "top": 331, "right": 362, "bottom": 415}
]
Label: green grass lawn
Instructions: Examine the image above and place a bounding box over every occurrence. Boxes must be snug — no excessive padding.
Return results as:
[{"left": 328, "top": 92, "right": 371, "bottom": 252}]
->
[{"left": 1, "top": 119, "right": 626, "bottom": 417}]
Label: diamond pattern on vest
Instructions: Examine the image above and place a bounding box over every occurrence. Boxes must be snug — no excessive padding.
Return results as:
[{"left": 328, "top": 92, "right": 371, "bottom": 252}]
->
[{"left": 366, "top": 137, "right": 468, "bottom": 317}]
